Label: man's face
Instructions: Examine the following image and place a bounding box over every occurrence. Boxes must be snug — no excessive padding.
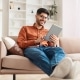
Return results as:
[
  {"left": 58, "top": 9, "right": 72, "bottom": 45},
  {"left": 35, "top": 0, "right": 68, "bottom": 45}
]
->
[{"left": 36, "top": 13, "right": 48, "bottom": 26}]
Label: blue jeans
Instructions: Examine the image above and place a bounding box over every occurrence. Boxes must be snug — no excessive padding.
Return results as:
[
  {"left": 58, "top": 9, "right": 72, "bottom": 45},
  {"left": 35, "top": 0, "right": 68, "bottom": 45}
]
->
[{"left": 24, "top": 46, "right": 65, "bottom": 76}]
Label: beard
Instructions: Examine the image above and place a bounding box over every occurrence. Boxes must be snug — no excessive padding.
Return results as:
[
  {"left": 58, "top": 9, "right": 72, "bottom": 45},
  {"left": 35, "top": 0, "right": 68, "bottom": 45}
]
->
[{"left": 37, "top": 20, "right": 46, "bottom": 26}]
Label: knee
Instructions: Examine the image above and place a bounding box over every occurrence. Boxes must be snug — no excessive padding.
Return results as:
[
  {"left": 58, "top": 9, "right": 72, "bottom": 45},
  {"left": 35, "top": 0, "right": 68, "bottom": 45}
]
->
[
  {"left": 54, "top": 47, "right": 63, "bottom": 51},
  {"left": 24, "top": 48, "right": 42, "bottom": 57}
]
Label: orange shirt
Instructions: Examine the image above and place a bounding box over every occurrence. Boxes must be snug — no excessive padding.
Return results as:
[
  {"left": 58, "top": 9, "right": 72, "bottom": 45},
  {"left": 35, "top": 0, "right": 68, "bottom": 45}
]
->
[{"left": 17, "top": 25, "right": 49, "bottom": 49}]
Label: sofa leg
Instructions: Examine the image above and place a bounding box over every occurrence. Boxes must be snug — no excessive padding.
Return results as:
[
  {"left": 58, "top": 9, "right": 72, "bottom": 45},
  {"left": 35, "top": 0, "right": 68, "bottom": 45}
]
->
[{"left": 13, "top": 74, "right": 16, "bottom": 80}]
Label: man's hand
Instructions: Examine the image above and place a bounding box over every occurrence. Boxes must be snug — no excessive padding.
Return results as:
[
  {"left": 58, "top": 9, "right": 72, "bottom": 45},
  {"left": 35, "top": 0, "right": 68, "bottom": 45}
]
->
[
  {"left": 35, "top": 37, "right": 48, "bottom": 47},
  {"left": 35, "top": 37, "right": 44, "bottom": 44},
  {"left": 40, "top": 41, "right": 48, "bottom": 47},
  {"left": 49, "top": 34, "right": 59, "bottom": 47}
]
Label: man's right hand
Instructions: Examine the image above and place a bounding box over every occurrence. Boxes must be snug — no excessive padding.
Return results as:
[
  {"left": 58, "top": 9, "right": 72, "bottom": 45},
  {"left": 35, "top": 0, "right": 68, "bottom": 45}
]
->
[{"left": 35, "top": 37, "right": 44, "bottom": 44}]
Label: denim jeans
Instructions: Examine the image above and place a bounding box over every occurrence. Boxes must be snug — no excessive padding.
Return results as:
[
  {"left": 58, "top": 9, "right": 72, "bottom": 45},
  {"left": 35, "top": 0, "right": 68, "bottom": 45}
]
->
[{"left": 24, "top": 46, "right": 65, "bottom": 76}]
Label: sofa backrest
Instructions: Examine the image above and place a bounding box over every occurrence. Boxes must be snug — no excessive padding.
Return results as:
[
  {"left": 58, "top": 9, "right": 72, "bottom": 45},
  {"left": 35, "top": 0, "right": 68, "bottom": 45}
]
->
[
  {"left": 9, "top": 36, "right": 18, "bottom": 41},
  {"left": 8, "top": 36, "right": 80, "bottom": 54},
  {"left": 59, "top": 37, "right": 80, "bottom": 54}
]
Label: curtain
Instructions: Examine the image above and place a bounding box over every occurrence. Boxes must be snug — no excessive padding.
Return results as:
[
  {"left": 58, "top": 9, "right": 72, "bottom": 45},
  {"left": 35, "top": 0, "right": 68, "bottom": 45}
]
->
[
  {"left": 62, "top": 0, "right": 80, "bottom": 37},
  {"left": 0, "top": 0, "right": 2, "bottom": 37},
  {"left": 75, "top": 0, "right": 80, "bottom": 37}
]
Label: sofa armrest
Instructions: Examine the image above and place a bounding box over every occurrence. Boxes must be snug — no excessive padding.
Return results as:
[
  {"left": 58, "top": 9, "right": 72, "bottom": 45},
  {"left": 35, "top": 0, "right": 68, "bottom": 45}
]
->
[{"left": 0, "top": 38, "right": 7, "bottom": 70}]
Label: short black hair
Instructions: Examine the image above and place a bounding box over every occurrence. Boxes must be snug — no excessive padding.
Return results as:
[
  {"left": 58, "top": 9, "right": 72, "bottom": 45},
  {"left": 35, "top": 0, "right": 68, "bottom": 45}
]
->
[{"left": 36, "top": 8, "right": 49, "bottom": 16}]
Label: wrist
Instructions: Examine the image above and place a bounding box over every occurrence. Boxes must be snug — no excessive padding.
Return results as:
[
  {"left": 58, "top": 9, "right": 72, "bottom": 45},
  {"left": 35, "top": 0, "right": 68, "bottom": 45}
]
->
[{"left": 34, "top": 40, "right": 40, "bottom": 44}]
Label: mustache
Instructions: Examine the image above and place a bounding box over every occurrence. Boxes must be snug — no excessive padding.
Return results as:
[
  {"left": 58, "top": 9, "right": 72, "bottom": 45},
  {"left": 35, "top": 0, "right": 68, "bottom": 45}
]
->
[{"left": 40, "top": 20, "right": 45, "bottom": 21}]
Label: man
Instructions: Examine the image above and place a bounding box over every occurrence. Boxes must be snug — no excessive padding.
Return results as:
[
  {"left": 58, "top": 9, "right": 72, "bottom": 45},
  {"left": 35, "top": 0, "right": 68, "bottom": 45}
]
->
[{"left": 17, "top": 8, "right": 72, "bottom": 78}]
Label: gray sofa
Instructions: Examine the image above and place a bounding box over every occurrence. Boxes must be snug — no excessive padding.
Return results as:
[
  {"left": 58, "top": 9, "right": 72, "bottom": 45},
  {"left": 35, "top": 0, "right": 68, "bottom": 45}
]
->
[{"left": 0, "top": 36, "right": 80, "bottom": 80}]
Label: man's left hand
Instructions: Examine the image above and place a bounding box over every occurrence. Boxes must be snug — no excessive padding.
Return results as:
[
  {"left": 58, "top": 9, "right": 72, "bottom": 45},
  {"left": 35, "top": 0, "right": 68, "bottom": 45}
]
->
[{"left": 49, "top": 34, "right": 59, "bottom": 46}]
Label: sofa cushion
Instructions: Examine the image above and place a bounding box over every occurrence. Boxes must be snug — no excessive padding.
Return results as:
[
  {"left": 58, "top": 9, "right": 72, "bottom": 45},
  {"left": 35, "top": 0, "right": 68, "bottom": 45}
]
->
[
  {"left": 2, "top": 55, "right": 41, "bottom": 71},
  {"left": 66, "top": 53, "right": 80, "bottom": 61},
  {"left": 3, "top": 37, "right": 23, "bottom": 56}
]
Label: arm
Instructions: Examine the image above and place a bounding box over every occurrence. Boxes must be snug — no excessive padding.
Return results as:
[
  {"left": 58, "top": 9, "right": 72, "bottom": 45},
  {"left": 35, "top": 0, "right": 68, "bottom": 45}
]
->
[{"left": 17, "top": 26, "right": 37, "bottom": 48}]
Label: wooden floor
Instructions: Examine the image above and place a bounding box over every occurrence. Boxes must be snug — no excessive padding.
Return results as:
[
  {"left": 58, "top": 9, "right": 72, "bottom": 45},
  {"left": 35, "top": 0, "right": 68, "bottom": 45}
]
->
[
  {"left": 0, "top": 74, "right": 48, "bottom": 80},
  {"left": 0, "top": 74, "right": 80, "bottom": 80}
]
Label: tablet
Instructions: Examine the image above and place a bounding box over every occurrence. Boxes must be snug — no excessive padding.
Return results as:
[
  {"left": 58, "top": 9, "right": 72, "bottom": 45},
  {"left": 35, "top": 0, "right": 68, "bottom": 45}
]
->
[{"left": 44, "top": 24, "right": 62, "bottom": 41}]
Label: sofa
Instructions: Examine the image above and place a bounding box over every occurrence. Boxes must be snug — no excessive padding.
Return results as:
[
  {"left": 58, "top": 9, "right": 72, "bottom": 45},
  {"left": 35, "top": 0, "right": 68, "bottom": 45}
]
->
[{"left": 0, "top": 36, "right": 80, "bottom": 80}]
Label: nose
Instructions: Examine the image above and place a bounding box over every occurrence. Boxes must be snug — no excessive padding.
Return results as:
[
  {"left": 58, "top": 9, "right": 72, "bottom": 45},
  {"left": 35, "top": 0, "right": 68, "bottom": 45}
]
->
[{"left": 42, "top": 17, "right": 47, "bottom": 21}]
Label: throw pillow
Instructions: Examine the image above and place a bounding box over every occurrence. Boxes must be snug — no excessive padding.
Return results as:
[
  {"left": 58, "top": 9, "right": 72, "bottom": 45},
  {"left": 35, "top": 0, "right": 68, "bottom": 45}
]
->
[{"left": 3, "top": 37, "right": 24, "bottom": 56}]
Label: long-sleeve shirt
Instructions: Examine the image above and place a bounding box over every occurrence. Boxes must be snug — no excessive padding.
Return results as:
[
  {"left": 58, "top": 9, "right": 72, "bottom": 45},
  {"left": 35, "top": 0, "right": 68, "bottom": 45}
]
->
[{"left": 17, "top": 24, "right": 49, "bottom": 49}]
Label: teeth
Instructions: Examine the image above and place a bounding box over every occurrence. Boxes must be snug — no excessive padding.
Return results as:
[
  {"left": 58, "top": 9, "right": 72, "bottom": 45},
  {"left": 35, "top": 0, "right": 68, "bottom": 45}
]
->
[{"left": 41, "top": 21, "right": 43, "bottom": 22}]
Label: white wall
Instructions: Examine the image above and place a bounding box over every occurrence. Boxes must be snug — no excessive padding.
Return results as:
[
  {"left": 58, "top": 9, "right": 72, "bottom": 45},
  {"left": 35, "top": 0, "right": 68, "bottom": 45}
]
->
[
  {"left": 62, "top": 0, "right": 76, "bottom": 37},
  {"left": 75, "top": 0, "right": 80, "bottom": 37},
  {"left": 2, "top": 0, "right": 9, "bottom": 37},
  {"left": 0, "top": 0, "right": 2, "bottom": 37},
  {"left": 0, "top": 12, "right": 2, "bottom": 37},
  {"left": 57, "top": 0, "right": 62, "bottom": 27}
]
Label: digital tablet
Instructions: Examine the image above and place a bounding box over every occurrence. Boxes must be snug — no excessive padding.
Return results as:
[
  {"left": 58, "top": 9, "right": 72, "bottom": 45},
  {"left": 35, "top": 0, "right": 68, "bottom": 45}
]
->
[{"left": 44, "top": 24, "right": 62, "bottom": 41}]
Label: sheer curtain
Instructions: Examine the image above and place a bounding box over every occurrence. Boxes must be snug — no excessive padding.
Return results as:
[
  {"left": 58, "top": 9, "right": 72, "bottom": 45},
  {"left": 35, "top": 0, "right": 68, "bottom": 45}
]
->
[
  {"left": 62, "top": 0, "right": 80, "bottom": 37},
  {"left": 0, "top": 0, "right": 2, "bottom": 37},
  {"left": 75, "top": 0, "right": 80, "bottom": 37}
]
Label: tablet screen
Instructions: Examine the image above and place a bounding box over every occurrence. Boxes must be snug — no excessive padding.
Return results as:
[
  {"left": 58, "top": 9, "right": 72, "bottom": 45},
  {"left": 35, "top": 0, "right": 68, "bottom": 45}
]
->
[{"left": 44, "top": 24, "right": 62, "bottom": 41}]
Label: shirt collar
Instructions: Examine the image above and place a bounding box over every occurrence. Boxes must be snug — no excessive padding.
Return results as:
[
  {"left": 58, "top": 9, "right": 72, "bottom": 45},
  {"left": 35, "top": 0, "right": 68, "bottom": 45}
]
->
[{"left": 33, "top": 23, "right": 44, "bottom": 30}]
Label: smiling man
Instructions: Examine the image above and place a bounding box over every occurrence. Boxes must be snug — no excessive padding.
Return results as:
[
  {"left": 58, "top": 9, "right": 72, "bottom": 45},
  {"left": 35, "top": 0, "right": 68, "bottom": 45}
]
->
[{"left": 17, "top": 8, "right": 72, "bottom": 78}]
